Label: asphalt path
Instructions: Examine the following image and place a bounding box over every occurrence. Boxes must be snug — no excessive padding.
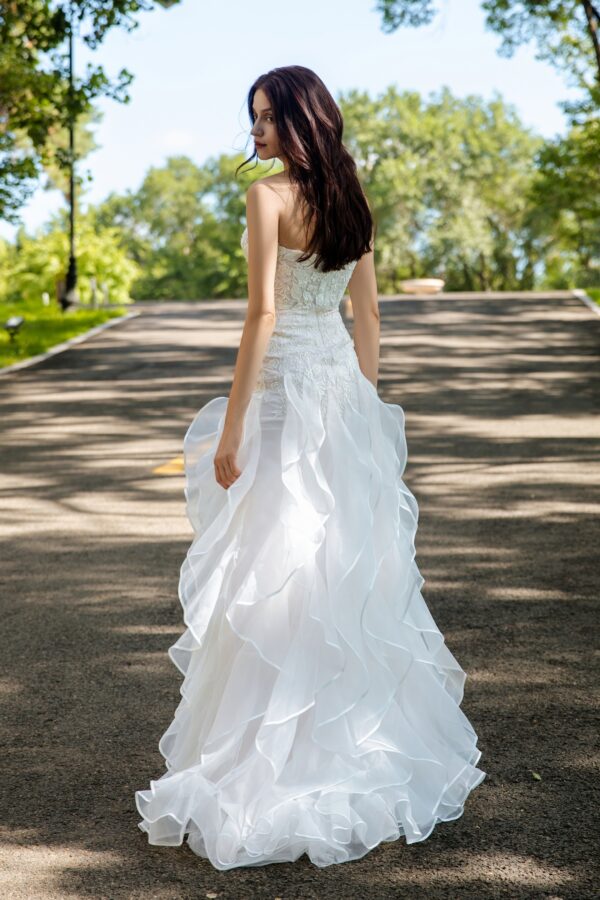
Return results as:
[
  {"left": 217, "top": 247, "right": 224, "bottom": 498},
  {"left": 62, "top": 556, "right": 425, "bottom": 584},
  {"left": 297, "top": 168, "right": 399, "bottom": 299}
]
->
[{"left": 1, "top": 295, "right": 598, "bottom": 899}]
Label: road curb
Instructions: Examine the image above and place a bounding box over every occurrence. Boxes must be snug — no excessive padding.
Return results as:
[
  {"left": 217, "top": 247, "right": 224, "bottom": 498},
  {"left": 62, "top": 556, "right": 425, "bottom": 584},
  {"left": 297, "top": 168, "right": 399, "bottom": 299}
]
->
[
  {"left": 0, "top": 309, "right": 141, "bottom": 378},
  {"left": 572, "top": 289, "right": 600, "bottom": 317}
]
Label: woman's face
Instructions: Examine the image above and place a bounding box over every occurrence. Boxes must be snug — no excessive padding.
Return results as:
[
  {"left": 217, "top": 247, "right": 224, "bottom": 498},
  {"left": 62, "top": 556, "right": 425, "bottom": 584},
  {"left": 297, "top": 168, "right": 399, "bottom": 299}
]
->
[{"left": 250, "top": 87, "right": 284, "bottom": 164}]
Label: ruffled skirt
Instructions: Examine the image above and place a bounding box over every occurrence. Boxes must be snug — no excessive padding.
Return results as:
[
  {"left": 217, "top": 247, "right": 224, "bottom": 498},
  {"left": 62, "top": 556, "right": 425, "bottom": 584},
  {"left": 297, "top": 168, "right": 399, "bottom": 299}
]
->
[{"left": 134, "top": 369, "right": 486, "bottom": 869}]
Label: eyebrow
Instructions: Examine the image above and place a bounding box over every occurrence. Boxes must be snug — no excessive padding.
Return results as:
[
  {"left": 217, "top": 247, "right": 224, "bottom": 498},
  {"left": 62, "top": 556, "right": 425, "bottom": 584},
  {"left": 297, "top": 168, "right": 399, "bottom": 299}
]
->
[{"left": 252, "top": 106, "right": 272, "bottom": 113}]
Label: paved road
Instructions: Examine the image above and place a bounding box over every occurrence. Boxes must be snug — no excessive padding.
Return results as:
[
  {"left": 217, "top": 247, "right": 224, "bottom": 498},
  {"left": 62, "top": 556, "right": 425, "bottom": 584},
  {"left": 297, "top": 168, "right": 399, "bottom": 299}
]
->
[{"left": 1, "top": 296, "right": 598, "bottom": 899}]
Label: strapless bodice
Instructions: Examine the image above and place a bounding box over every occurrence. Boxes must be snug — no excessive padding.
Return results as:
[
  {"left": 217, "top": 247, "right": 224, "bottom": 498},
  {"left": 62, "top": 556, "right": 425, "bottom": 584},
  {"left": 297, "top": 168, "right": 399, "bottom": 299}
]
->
[
  {"left": 240, "top": 226, "right": 357, "bottom": 315},
  {"left": 240, "top": 225, "right": 361, "bottom": 417}
]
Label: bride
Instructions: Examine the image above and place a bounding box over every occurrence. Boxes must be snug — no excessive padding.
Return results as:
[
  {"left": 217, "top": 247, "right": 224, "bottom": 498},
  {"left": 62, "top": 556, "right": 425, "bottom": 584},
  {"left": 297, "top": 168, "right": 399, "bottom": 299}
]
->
[{"left": 134, "top": 64, "right": 486, "bottom": 870}]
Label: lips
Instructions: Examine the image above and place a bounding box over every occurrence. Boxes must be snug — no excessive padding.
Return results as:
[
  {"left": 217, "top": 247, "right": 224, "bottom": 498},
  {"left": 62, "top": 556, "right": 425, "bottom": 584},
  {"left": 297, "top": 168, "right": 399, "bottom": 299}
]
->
[{"left": 255, "top": 142, "right": 266, "bottom": 148}]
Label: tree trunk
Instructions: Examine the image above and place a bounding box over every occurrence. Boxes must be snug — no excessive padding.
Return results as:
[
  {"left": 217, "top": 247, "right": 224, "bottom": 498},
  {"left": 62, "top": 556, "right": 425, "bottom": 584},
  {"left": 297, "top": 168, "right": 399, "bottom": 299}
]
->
[{"left": 581, "top": 1, "right": 600, "bottom": 82}]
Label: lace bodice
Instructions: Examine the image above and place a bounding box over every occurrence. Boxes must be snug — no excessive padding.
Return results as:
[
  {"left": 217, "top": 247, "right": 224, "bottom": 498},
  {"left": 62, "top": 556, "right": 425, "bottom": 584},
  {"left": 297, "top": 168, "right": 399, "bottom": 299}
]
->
[
  {"left": 240, "top": 225, "right": 363, "bottom": 417},
  {"left": 241, "top": 225, "right": 357, "bottom": 315}
]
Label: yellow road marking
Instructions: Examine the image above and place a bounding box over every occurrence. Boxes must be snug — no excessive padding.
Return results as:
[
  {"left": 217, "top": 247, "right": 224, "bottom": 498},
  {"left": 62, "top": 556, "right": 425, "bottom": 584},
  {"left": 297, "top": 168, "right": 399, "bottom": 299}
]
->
[{"left": 153, "top": 455, "right": 184, "bottom": 475}]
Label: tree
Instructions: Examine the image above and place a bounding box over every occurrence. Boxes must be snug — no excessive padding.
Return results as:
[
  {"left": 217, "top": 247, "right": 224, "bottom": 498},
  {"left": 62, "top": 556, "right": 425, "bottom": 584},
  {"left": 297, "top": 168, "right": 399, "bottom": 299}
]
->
[
  {"left": 529, "top": 117, "right": 600, "bottom": 285},
  {"left": 3, "top": 212, "right": 139, "bottom": 305},
  {"left": 0, "top": 1, "right": 181, "bottom": 222},
  {"left": 41, "top": 107, "right": 103, "bottom": 199},
  {"left": 89, "top": 92, "right": 545, "bottom": 296},
  {"left": 340, "top": 86, "right": 542, "bottom": 291},
  {"left": 374, "top": 2, "right": 600, "bottom": 291},
  {"left": 376, "top": 1, "right": 600, "bottom": 91},
  {"left": 93, "top": 154, "right": 262, "bottom": 300}
]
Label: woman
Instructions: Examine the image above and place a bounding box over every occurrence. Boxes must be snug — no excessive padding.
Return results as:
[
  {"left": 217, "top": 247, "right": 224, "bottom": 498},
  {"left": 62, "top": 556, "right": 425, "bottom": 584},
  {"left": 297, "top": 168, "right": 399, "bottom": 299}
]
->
[{"left": 134, "top": 65, "right": 486, "bottom": 870}]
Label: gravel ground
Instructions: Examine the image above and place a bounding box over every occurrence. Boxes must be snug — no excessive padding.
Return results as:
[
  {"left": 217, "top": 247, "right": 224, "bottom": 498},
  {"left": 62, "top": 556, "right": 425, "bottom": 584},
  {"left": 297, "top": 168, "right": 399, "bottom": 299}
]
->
[{"left": 0, "top": 295, "right": 598, "bottom": 900}]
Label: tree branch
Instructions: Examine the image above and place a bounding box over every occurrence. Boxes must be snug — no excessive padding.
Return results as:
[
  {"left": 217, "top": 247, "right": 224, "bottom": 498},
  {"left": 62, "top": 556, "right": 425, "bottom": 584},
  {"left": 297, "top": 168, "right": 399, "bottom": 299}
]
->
[{"left": 581, "top": 0, "right": 600, "bottom": 82}]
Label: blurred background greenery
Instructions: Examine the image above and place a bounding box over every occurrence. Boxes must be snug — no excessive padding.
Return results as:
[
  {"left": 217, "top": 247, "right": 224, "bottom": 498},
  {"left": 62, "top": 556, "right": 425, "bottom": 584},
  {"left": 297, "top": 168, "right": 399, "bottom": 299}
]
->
[{"left": 2, "top": 85, "right": 597, "bottom": 302}]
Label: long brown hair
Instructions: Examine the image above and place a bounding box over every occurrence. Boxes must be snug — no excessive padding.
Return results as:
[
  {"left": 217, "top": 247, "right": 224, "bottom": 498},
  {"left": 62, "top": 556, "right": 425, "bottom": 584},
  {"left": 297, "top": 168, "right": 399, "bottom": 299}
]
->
[{"left": 236, "top": 65, "right": 375, "bottom": 272}]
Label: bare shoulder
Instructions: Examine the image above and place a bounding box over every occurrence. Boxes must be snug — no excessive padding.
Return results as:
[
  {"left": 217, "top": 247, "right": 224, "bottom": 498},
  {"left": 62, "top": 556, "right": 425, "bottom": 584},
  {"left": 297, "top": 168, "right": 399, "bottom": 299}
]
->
[
  {"left": 253, "top": 170, "right": 289, "bottom": 188},
  {"left": 246, "top": 177, "right": 287, "bottom": 216},
  {"left": 247, "top": 171, "right": 290, "bottom": 191},
  {"left": 245, "top": 179, "right": 283, "bottom": 263},
  {"left": 248, "top": 172, "right": 294, "bottom": 202}
]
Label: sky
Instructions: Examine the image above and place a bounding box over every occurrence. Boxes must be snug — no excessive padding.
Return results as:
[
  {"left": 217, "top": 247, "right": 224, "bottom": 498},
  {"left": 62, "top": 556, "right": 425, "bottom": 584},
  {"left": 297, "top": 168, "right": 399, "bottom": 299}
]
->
[{"left": 1, "top": 0, "right": 578, "bottom": 241}]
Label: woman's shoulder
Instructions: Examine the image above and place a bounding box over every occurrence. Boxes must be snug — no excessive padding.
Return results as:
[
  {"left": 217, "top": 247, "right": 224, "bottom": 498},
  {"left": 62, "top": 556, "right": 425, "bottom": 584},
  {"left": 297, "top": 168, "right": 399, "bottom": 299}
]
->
[
  {"left": 251, "top": 170, "right": 289, "bottom": 185},
  {"left": 245, "top": 176, "right": 295, "bottom": 226},
  {"left": 246, "top": 172, "right": 293, "bottom": 199}
]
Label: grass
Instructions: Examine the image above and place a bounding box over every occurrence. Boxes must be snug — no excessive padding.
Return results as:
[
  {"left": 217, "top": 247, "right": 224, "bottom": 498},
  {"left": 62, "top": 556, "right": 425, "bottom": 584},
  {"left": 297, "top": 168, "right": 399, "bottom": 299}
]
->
[
  {"left": 0, "top": 297, "right": 129, "bottom": 369},
  {"left": 583, "top": 287, "right": 600, "bottom": 305}
]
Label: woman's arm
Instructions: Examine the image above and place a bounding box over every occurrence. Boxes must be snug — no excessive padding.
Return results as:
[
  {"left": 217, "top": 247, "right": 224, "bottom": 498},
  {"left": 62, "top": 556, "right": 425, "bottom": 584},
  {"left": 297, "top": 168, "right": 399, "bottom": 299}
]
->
[
  {"left": 213, "top": 180, "right": 279, "bottom": 489},
  {"left": 347, "top": 241, "right": 380, "bottom": 388}
]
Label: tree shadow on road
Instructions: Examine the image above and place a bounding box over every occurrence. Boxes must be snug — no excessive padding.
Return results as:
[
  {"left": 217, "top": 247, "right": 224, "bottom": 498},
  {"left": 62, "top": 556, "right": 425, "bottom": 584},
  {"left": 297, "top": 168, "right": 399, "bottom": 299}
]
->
[{"left": 0, "top": 296, "right": 598, "bottom": 898}]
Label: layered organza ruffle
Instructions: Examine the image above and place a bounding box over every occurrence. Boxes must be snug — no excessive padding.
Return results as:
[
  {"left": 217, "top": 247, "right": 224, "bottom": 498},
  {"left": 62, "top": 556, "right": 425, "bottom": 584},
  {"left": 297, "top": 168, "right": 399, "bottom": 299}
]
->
[{"left": 134, "top": 371, "right": 486, "bottom": 869}]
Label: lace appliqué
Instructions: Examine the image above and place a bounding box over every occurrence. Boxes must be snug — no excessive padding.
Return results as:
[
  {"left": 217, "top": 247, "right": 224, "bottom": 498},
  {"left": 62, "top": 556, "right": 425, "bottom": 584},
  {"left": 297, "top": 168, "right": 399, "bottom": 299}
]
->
[
  {"left": 256, "top": 331, "right": 362, "bottom": 419},
  {"left": 240, "top": 226, "right": 361, "bottom": 419}
]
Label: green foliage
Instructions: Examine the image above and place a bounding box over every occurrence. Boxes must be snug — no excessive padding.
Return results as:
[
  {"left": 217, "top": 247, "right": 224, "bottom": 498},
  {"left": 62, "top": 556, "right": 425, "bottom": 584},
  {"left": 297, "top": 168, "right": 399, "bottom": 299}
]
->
[
  {"left": 585, "top": 287, "right": 600, "bottom": 303},
  {"left": 57, "top": 87, "right": 596, "bottom": 297},
  {"left": 0, "top": 222, "right": 129, "bottom": 368},
  {"left": 341, "top": 86, "right": 542, "bottom": 291},
  {"left": 376, "top": 1, "right": 600, "bottom": 93},
  {"left": 0, "top": 1, "right": 181, "bottom": 222},
  {"left": 4, "top": 84, "right": 597, "bottom": 300},
  {"left": 41, "top": 107, "right": 104, "bottom": 200},
  {"left": 0, "top": 201, "right": 140, "bottom": 367},
  {"left": 0, "top": 135, "right": 38, "bottom": 224},
  {"left": 94, "top": 153, "right": 271, "bottom": 299},
  {"left": 2, "top": 213, "right": 139, "bottom": 306},
  {"left": 481, "top": 1, "right": 600, "bottom": 91},
  {"left": 529, "top": 115, "right": 600, "bottom": 286},
  {"left": 377, "top": 0, "right": 436, "bottom": 29},
  {"left": 0, "top": 239, "right": 11, "bottom": 301}
]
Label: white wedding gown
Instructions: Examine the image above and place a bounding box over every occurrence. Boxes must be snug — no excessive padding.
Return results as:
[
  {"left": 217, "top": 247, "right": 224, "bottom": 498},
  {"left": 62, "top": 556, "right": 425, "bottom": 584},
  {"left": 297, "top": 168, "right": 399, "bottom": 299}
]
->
[{"left": 134, "top": 225, "right": 486, "bottom": 869}]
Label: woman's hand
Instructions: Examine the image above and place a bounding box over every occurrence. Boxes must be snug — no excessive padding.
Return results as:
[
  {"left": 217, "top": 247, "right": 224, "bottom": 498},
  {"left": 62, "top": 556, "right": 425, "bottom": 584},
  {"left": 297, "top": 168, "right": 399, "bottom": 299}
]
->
[{"left": 214, "top": 426, "right": 243, "bottom": 490}]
